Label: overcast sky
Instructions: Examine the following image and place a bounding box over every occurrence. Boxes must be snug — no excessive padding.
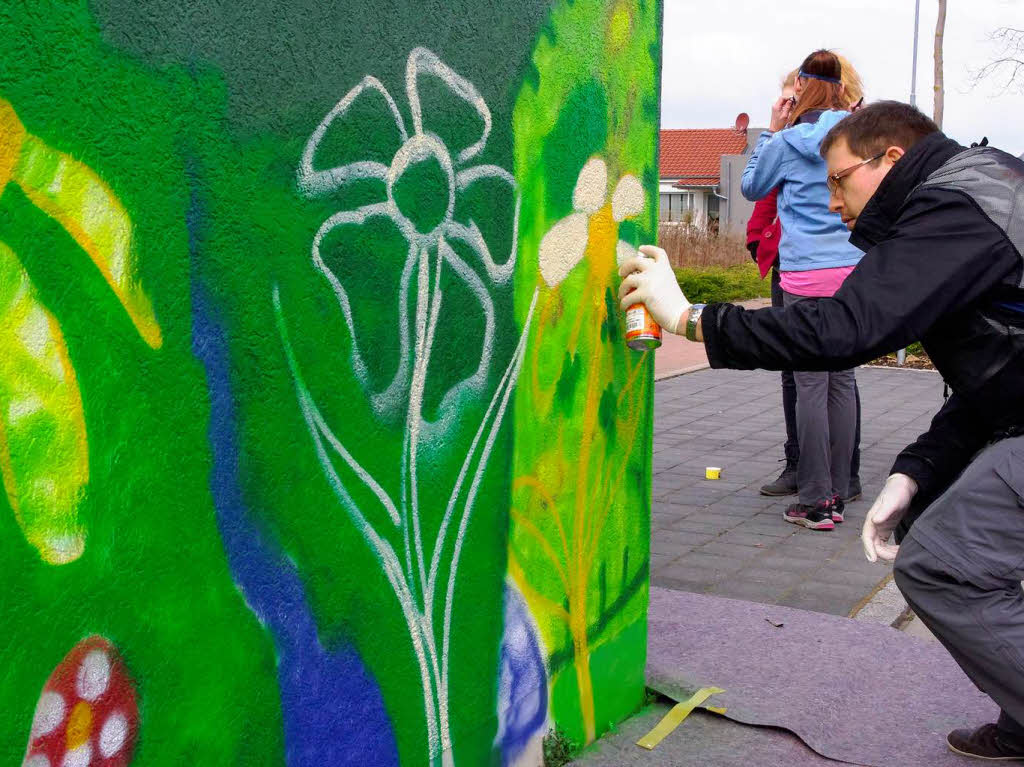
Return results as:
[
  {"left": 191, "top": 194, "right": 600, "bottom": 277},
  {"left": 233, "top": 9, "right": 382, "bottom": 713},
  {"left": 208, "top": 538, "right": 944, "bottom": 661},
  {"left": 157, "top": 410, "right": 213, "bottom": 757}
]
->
[{"left": 661, "top": 0, "right": 1024, "bottom": 156}]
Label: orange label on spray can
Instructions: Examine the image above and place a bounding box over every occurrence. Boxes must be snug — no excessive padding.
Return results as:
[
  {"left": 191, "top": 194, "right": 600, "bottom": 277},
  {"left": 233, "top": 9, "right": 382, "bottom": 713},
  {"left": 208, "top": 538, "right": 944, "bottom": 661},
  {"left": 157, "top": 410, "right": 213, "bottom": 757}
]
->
[{"left": 625, "top": 304, "right": 662, "bottom": 350}]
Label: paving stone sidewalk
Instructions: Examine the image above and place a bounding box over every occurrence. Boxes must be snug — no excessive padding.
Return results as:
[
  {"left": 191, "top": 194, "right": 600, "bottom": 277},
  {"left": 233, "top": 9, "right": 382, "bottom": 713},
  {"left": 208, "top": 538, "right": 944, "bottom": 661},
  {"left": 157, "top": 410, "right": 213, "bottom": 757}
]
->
[{"left": 650, "top": 365, "right": 946, "bottom": 616}]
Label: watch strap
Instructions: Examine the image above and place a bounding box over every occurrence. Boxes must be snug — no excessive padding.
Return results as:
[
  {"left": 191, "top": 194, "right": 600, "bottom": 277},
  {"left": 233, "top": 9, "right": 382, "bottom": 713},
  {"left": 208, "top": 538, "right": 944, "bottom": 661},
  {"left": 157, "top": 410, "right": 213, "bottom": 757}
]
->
[{"left": 685, "top": 304, "right": 706, "bottom": 342}]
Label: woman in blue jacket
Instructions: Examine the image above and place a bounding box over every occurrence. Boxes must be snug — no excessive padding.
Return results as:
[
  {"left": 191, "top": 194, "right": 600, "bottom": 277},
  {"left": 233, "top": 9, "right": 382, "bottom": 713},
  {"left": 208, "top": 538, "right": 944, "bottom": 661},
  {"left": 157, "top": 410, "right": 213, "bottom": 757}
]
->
[{"left": 741, "top": 49, "right": 864, "bottom": 531}]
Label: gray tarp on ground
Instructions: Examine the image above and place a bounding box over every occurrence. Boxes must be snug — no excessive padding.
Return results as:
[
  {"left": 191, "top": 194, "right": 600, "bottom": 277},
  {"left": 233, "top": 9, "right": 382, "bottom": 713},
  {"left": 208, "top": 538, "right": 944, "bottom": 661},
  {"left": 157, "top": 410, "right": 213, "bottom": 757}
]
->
[
  {"left": 646, "top": 587, "right": 999, "bottom": 767},
  {"left": 572, "top": 704, "right": 843, "bottom": 766}
]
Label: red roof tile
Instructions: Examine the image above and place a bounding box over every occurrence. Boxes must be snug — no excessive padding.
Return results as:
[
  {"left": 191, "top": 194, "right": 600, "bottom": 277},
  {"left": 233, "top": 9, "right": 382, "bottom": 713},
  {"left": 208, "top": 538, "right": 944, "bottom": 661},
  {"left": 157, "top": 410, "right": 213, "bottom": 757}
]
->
[{"left": 660, "top": 129, "right": 749, "bottom": 185}]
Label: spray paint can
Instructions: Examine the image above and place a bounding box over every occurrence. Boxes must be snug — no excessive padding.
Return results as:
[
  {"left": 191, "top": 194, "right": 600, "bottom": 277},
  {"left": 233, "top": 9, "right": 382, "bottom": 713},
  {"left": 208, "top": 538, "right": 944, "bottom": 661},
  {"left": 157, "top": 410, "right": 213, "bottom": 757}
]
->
[
  {"left": 625, "top": 302, "right": 662, "bottom": 350},
  {"left": 624, "top": 250, "right": 662, "bottom": 350}
]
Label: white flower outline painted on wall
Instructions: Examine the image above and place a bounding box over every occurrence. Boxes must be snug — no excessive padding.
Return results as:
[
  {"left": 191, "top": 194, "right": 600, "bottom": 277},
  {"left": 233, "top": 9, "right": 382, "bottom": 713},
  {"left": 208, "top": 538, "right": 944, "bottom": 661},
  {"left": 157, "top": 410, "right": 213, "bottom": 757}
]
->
[
  {"left": 296, "top": 46, "right": 521, "bottom": 425},
  {"left": 537, "top": 156, "right": 645, "bottom": 288},
  {"left": 276, "top": 47, "right": 539, "bottom": 767}
]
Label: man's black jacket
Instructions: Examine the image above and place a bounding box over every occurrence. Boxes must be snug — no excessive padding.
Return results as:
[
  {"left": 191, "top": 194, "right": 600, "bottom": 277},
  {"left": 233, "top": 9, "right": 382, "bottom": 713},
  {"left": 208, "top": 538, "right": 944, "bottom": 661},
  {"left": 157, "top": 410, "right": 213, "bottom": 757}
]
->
[{"left": 703, "top": 132, "right": 1024, "bottom": 501}]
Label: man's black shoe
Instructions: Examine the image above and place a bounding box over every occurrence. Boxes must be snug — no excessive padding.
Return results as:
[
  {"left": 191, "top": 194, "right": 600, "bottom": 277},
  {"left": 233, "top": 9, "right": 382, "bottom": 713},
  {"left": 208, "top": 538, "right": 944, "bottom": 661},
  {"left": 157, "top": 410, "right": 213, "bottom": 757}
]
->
[
  {"left": 761, "top": 461, "right": 797, "bottom": 496},
  {"left": 947, "top": 723, "right": 1024, "bottom": 761},
  {"left": 843, "top": 477, "right": 862, "bottom": 503}
]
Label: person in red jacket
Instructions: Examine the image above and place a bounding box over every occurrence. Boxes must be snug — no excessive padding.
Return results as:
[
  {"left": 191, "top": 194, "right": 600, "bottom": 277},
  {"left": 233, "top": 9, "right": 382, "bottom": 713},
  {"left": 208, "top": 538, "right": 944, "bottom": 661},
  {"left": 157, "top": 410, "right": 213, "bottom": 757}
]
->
[{"left": 746, "top": 188, "right": 782, "bottom": 279}]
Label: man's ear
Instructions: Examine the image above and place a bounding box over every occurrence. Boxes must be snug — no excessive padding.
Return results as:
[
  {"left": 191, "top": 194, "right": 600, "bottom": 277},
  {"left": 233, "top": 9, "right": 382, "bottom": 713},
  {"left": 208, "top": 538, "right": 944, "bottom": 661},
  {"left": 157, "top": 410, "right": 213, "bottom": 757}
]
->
[{"left": 886, "top": 146, "right": 905, "bottom": 164}]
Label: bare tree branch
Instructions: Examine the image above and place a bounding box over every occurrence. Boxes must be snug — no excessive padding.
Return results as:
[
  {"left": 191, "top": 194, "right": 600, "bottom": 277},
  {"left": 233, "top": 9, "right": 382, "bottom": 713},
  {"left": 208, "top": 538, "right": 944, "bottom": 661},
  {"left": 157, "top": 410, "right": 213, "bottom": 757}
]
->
[{"left": 968, "top": 26, "right": 1024, "bottom": 95}]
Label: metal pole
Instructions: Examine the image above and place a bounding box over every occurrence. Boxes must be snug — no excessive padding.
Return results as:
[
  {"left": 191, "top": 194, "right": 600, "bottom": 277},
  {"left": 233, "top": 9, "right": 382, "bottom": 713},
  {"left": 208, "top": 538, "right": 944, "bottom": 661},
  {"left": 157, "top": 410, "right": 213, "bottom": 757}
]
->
[
  {"left": 910, "top": 0, "right": 920, "bottom": 107},
  {"left": 898, "top": 0, "right": 921, "bottom": 366}
]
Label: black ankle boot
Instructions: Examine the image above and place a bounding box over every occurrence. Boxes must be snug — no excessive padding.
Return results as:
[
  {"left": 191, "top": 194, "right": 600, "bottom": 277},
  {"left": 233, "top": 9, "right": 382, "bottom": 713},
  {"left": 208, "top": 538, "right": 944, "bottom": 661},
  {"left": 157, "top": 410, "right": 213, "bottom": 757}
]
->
[{"left": 760, "top": 460, "right": 798, "bottom": 496}]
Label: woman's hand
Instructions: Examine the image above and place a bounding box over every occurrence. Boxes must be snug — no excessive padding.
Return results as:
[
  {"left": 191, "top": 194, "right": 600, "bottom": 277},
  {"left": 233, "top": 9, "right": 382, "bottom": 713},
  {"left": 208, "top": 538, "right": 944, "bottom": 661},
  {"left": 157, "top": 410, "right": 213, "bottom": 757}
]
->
[{"left": 769, "top": 96, "right": 794, "bottom": 132}]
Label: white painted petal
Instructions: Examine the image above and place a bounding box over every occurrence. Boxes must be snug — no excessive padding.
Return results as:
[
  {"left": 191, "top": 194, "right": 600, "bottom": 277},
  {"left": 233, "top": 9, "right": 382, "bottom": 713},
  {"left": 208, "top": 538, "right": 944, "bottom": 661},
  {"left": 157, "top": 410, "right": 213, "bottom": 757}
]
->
[
  {"left": 309, "top": 203, "right": 415, "bottom": 421},
  {"left": 538, "top": 213, "right": 589, "bottom": 287},
  {"left": 572, "top": 159, "right": 608, "bottom": 214},
  {"left": 297, "top": 76, "right": 406, "bottom": 197},
  {"left": 23, "top": 755, "right": 50, "bottom": 767},
  {"left": 30, "top": 691, "right": 65, "bottom": 738},
  {"left": 611, "top": 175, "right": 645, "bottom": 221},
  {"left": 99, "top": 712, "right": 129, "bottom": 758},
  {"left": 61, "top": 744, "right": 91, "bottom": 767},
  {"left": 76, "top": 650, "right": 111, "bottom": 701},
  {"left": 406, "top": 47, "right": 491, "bottom": 166},
  {"left": 451, "top": 164, "right": 519, "bottom": 285},
  {"left": 616, "top": 240, "right": 637, "bottom": 268}
]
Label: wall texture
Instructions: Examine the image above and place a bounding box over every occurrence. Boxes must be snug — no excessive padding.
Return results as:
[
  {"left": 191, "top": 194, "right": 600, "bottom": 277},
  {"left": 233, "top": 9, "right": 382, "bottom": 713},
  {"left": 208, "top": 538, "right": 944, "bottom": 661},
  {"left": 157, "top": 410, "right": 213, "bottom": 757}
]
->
[{"left": 0, "top": 2, "right": 662, "bottom": 765}]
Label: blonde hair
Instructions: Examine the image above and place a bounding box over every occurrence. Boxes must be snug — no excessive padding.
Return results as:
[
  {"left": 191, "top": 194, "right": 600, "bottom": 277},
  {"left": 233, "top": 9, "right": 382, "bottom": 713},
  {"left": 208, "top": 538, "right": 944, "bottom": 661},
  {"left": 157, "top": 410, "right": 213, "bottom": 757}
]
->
[
  {"left": 784, "top": 51, "right": 865, "bottom": 121},
  {"left": 836, "top": 53, "right": 864, "bottom": 108}
]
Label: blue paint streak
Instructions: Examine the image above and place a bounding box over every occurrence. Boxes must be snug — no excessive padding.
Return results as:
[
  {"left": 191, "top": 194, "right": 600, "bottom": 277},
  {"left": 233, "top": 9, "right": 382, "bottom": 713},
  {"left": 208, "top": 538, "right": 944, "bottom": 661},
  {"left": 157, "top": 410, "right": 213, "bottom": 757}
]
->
[
  {"left": 187, "top": 175, "right": 398, "bottom": 765},
  {"left": 497, "top": 584, "right": 549, "bottom": 765}
]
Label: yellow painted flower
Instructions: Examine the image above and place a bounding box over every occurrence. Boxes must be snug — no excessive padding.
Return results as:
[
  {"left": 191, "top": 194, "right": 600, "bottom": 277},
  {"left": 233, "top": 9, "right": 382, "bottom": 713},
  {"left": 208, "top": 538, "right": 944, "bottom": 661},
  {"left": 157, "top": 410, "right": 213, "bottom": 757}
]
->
[{"left": 537, "top": 157, "right": 644, "bottom": 288}]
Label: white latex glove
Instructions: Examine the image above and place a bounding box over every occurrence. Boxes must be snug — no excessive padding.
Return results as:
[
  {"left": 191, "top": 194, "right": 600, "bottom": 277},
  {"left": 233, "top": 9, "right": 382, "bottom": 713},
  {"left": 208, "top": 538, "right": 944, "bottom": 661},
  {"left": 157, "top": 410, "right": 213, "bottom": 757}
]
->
[
  {"left": 617, "top": 245, "right": 692, "bottom": 335},
  {"left": 861, "top": 473, "right": 919, "bottom": 563}
]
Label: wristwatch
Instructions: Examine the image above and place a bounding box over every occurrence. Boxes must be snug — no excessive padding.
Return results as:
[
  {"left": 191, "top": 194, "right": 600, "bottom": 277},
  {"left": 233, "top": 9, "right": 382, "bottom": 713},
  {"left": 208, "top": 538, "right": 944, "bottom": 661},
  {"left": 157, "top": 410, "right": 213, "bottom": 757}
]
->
[{"left": 685, "top": 304, "right": 706, "bottom": 342}]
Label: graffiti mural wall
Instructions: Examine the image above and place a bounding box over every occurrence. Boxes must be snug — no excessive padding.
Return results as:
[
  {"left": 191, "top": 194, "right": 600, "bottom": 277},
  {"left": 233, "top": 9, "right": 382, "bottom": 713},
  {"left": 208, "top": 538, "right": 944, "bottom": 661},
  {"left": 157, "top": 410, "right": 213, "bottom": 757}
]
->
[
  {"left": 511, "top": 0, "right": 661, "bottom": 750},
  {"left": 0, "top": 1, "right": 661, "bottom": 764}
]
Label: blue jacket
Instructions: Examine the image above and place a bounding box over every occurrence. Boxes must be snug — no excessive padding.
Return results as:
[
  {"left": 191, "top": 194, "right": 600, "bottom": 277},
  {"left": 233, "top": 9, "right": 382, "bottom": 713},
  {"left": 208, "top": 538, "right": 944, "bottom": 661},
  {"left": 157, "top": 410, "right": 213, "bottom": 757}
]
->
[{"left": 741, "top": 110, "right": 863, "bottom": 272}]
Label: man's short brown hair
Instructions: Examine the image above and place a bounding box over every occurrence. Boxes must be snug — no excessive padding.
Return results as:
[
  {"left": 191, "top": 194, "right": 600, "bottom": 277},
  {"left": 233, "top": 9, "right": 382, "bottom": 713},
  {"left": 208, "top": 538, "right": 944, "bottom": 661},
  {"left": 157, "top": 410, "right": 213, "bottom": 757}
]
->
[{"left": 820, "top": 100, "right": 940, "bottom": 159}]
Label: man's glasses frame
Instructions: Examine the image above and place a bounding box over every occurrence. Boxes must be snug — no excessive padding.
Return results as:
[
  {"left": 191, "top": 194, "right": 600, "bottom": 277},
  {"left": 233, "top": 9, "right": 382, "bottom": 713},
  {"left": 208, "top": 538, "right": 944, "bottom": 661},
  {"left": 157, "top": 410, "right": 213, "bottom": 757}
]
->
[{"left": 826, "top": 151, "right": 886, "bottom": 195}]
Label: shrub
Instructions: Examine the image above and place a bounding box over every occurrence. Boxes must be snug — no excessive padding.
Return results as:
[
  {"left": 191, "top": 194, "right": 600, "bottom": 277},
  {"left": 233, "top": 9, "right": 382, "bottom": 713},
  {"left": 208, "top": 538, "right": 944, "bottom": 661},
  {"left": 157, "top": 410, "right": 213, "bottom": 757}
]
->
[{"left": 674, "top": 263, "right": 771, "bottom": 304}]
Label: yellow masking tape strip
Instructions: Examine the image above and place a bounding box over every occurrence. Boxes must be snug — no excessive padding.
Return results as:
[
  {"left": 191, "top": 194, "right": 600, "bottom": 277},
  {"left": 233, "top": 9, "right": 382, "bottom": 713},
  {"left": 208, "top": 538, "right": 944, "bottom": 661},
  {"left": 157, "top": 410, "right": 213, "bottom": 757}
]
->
[
  {"left": 636, "top": 687, "right": 726, "bottom": 750},
  {"left": 704, "top": 705, "right": 727, "bottom": 715}
]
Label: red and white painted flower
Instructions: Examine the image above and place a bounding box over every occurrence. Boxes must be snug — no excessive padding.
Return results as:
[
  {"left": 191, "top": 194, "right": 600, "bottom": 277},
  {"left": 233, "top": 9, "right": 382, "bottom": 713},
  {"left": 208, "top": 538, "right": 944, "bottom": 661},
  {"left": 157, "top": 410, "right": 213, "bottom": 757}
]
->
[{"left": 22, "top": 636, "right": 139, "bottom": 767}]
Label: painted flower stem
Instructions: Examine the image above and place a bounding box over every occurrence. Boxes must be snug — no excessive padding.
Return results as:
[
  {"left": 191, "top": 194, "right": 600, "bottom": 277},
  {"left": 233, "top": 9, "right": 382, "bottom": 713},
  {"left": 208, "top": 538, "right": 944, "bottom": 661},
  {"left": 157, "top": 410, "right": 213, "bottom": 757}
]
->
[{"left": 275, "top": 282, "right": 536, "bottom": 767}]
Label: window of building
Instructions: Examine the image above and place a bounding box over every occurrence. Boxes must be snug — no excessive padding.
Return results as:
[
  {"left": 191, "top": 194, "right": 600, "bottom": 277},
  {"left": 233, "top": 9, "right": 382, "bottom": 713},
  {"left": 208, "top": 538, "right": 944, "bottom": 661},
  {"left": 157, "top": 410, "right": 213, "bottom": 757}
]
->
[
  {"left": 707, "top": 194, "right": 720, "bottom": 220},
  {"left": 658, "top": 191, "right": 694, "bottom": 222}
]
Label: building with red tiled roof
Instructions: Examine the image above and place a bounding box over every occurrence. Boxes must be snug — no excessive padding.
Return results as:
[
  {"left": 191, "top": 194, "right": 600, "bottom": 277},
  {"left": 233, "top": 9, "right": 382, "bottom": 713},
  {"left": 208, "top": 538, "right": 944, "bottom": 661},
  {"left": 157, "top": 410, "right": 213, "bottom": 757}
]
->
[
  {"left": 660, "top": 128, "right": 748, "bottom": 186},
  {"left": 659, "top": 116, "right": 762, "bottom": 236}
]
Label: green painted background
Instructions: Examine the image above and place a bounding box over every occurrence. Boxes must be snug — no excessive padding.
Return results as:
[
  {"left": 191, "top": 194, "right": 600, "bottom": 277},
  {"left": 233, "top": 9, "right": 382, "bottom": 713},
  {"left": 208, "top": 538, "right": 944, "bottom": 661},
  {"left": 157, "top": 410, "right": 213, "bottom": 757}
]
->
[
  {"left": 511, "top": 0, "right": 661, "bottom": 747},
  {"left": 0, "top": 1, "right": 662, "bottom": 764}
]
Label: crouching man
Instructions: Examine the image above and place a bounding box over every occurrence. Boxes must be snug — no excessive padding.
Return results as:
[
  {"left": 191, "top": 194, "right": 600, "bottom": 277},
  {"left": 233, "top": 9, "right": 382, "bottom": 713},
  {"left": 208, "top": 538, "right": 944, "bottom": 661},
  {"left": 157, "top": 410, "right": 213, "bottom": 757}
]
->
[{"left": 621, "top": 101, "right": 1024, "bottom": 761}]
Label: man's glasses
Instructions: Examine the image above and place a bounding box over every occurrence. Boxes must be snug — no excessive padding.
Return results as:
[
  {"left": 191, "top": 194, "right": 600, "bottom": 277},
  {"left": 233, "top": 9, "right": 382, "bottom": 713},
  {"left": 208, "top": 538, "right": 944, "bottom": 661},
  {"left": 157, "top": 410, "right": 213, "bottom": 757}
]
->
[{"left": 826, "top": 151, "right": 886, "bottom": 195}]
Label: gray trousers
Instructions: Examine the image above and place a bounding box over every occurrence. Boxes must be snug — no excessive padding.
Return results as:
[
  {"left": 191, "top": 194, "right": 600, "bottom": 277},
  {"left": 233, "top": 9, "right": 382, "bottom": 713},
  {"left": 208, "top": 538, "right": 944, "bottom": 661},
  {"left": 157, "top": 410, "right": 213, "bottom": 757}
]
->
[
  {"left": 783, "top": 290, "right": 857, "bottom": 505},
  {"left": 773, "top": 272, "right": 862, "bottom": 474},
  {"left": 894, "top": 435, "right": 1024, "bottom": 735}
]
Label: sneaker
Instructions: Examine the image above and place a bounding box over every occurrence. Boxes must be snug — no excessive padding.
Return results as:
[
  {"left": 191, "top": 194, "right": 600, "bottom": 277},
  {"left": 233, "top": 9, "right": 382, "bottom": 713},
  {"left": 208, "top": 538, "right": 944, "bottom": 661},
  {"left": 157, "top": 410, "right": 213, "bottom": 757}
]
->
[
  {"left": 947, "top": 723, "right": 1024, "bottom": 761},
  {"left": 783, "top": 499, "right": 835, "bottom": 530},
  {"left": 843, "top": 477, "right": 862, "bottom": 503},
  {"left": 831, "top": 494, "right": 845, "bottom": 524},
  {"left": 761, "top": 461, "right": 798, "bottom": 496}
]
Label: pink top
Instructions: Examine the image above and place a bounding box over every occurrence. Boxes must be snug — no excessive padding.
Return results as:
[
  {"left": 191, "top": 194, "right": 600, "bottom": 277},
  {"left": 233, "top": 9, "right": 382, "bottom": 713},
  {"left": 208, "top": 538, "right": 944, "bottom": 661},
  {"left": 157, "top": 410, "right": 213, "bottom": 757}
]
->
[{"left": 780, "top": 265, "right": 855, "bottom": 298}]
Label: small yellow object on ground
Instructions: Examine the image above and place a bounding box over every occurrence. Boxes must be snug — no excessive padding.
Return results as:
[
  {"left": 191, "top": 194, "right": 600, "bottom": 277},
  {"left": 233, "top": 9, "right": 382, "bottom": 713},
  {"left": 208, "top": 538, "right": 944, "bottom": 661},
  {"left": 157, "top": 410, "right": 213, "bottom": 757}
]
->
[
  {"left": 705, "top": 467, "right": 721, "bottom": 480},
  {"left": 636, "top": 686, "right": 726, "bottom": 750}
]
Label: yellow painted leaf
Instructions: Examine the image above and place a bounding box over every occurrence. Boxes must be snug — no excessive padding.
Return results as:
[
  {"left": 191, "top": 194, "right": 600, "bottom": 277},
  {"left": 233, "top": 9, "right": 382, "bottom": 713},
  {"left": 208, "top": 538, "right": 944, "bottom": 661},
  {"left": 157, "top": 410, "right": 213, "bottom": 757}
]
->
[
  {"left": 12, "top": 131, "right": 162, "bottom": 348},
  {"left": 0, "top": 97, "right": 27, "bottom": 190},
  {"left": 0, "top": 240, "right": 88, "bottom": 564}
]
